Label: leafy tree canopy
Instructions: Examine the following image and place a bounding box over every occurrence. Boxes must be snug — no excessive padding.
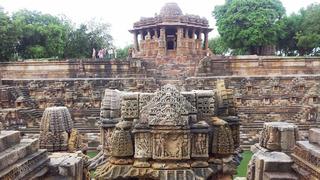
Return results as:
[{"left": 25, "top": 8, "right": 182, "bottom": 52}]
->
[
  {"left": 0, "top": 8, "right": 113, "bottom": 61},
  {"left": 214, "top": 0, "right": 285, "bottom": 55},
  {"left": 0, "top": 7, "right": 19, "bottom": 61}
]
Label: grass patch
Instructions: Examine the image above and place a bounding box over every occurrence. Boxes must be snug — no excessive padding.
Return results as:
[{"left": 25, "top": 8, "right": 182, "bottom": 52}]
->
[
  {"left": 236, "top": 150, "right": 253, "bottom": 177},
  {"left": 87, "top": 151, "right": 98, "bottom": 158}
]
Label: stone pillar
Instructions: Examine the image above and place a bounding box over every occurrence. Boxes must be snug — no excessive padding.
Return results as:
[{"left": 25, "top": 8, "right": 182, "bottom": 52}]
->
[
  {"left": 133, "top": 31, "right": 139, "bottom": 51},
  {"left": 176, "top": 27, "right": 184, "bottom": 56},
  {"left": 191, "top": 28, "right": 196, "bottom": 54},
  {"left": 146, "top": 30, "right": 151, "bottom": 40},
  {"left": 139, "top": 30, "right": 144, "bottom": 40},
  {"left": 157, "top": 27, "right": 166, "bottom": 57},
  {"left": 192, "top": 28, "right": 196, "bottom": 39},
  {"left": 204, "top": 31, "right": 209, "bottom": 50},
  {"left": 154, "top": 28, "right": 158, "bottom": 39},
  {"left": 185, "top": 28, "right": 189, "bottom": 38},
  {"left": 197, "top": 30, "right": 202, "bottom": 40}
]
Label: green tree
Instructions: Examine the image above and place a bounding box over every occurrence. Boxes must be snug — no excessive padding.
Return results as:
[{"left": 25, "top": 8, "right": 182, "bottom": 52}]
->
[
  {"left": 208, "top": 37, "right": 228, "bottom": 55},
  {"left": 277, "top": 13, "right": 302, "bottom": 56},
  {"left": 12, "top": 10, "right": 69, "bottom": 59},
  {"left": 214, "top": 0, "right": 285, "bottom": 55},
  {"left": 0, "top": 7, "right": 19, "bottom": 61},
  {"left": 64, "top": 19, "right": 113, "bottom": 58},
  {"left": 63, "top": 24, "right": 91, "bottom": 58},
  {"left": 116, "top": 45, "right": 132, "bottom": 59},
  {"left": 86, "top": 19, "right": 112, "bottom": 52},
  {"left": 295, "top": 4, "right": 320, "bottom": 55}
]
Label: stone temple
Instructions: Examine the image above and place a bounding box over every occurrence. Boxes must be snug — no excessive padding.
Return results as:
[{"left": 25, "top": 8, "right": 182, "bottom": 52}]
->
[
  {"left": 130, "top": 2, "right": 212, "bottom": 62},
  {"left": 0, "top": 2, "right": 320, "bottom": 180}
]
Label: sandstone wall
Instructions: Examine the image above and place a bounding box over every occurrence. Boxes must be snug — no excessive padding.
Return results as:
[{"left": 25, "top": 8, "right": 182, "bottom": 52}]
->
[
  {"left": 1, "top": 56, "right": 320, "bottom": 149},
  {"left": 1, "top": 56, "right": 320, "bottom": 79}
]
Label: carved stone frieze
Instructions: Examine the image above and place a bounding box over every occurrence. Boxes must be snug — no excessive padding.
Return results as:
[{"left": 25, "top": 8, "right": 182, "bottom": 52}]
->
[{"left": 152, "top": 132, "right": 190, "bottom": 160}]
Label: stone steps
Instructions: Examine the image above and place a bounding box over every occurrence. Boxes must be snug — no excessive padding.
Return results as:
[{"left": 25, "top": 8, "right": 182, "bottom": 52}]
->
[
  {"left": 0, "top": 149, "right": 48, "bottom": 179},
  {"left": 0, "top": 138, "right": 39, "bottom": 171},
  {"left": 0, "top": 131, "right": 21, "bottom": 152}
]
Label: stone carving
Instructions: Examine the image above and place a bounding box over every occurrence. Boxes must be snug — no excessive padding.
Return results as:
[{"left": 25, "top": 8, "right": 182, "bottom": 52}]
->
[
  {"left": 134, "top": 131, "right": 152, "bottom": 158},
  {"left": 140, "top": 84, "right": 196, "bottom": 126},
  {"left": 110, "top": 121, "right": 134, "bottom": 157},
  {"left": 193, "top": 133, "right": 208, "bottom": 155},
  {"left": 153, "top": 133, "right": 190, "bottom": 159},
  {"left": 100, "top": 89, "right": 122, "bottom": 121},
  {"left": 39, "top": 106, "right": 84, "bottom": 152},
  {"left": 211, "top": 117, "right": 234, "bottom": 155},
  {"left": 259, "top": 122, "right": 298, "bottom": 152},
  {"left": 95, "top": 84, "right": 241, "bottom": 179},
  {"left": 121, "top": 93, "right": 139, "bottom": 120}
]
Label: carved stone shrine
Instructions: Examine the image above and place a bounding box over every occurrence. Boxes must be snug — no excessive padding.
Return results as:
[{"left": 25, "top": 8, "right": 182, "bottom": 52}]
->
[
  {"left": 95, "top": 84, "right": 241, "bottom": 180},
  {"left": 39, "top": 106, "right": 84, "bottom": 152}
]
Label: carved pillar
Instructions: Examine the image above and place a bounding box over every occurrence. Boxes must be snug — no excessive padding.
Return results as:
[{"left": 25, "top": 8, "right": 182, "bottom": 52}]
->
[
  {"left": 176, "top": 27, "right": 184, "bottom": 56},
  {"left": 197, "top": 30, "right": 203, "bottom": 54},
  {"left": 133, "top": 31, "right": 139, "bottom": 51},
  {"left": 146, "top": 30, "right": 151, "bottom": 40},
  {"left": 154, "top": 28, "right": 158, "bottom": 39},
  {"left": 139, "top": 30, "right": 144, "bottom": 40},
  {"left": 184, "top": 28, "right": 188, "bottom": 38},
  {"left": 192, "top": 28, "right": 196, "bottom": 54},
  {"left": 192, "top": 28, "right": 196, "bottom": 39},
  {"left": 157, "top": 27, "right": 166, "bottom": 57},
  {"left": 204, "top": 31, "right": 209, "bottom": 50}
]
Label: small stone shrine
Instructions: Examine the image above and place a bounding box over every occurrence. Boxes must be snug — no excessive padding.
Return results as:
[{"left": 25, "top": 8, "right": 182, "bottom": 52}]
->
[
  {"left": 95, "top": 84, "right": 241, "bottom": 179},
  {"left": 39, "top": 106, "right": 84, "bottom": 152}
]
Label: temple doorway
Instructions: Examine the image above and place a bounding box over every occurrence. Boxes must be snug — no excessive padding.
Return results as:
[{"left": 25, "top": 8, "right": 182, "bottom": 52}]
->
[{"left": 166, "top": 28, "right": 177, "bottom": 50}]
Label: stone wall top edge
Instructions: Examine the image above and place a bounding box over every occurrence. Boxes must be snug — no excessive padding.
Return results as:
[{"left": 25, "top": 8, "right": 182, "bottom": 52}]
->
[
  {"left": 1, "top": 77, "right": 156, "bottom": 81},
  {"left": 188, "top": 74, "right": 320, "bottom": 79},
  {"left": 211, "top": 56, "right": 320, "bottom": 61},
  {"left": 0, "top": 59, "right": 130, "bottom": 65}
]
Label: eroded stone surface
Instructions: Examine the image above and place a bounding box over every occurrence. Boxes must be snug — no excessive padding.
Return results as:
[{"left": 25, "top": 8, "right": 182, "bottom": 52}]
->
[
  {"left": 0, "top": 130, "right": 48, "bottom": 179},
  {"left": 259, "top": 122, "right": 298, "bottom": 152},
  {"left": 95, "top": 84, "right": 241, "bottom": 180},
  {"left": 308, "top": 128, "right": 320, "bottom": 145}
]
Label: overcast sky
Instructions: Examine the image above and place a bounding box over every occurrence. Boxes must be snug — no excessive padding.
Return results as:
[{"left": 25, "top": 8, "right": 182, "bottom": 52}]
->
[{"left": 1, "top": 0, "right": 319, "bottom": 48}]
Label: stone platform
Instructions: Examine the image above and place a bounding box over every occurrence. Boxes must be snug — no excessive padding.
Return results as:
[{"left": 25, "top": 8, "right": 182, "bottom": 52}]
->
[{"left": 0, "top": 130, "right": 49, "bottom": 179}]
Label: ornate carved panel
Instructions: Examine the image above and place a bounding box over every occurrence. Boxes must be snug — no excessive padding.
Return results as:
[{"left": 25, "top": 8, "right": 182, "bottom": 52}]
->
[
  {"left": 152, "top": 132, "right": 190, "bottom": 160},
  {"left": 134, "top": 132, "right": 152, "bottom": 158},
  {"left": 191, "top": 133, "right": 209, "bottom": 158}
]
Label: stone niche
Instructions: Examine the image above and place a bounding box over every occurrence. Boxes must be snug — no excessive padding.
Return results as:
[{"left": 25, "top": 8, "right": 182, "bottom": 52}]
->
[{"left": 95, "top": 84, "right": 241, "bottom": 180}]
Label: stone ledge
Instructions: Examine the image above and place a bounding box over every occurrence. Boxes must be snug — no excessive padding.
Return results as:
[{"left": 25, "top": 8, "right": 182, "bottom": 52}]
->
[
  {"left": 309, "top": 128, "right": 320, "bottom": 145},
  {"left": 46, "top": 152, "right": 84, "bottom": 179},
  {"left": 0, "top": 138, "right": 38, "bottom": 171},
  {"left": 0, "top": 149, "right": 48, "bottom": 179},
  {"left": 296, "top": 141, "right": 320, "bottom": 157},
  {"left": 263, "top": 172, "right": 298, "bottom": 180},
  {"left": 0, "top": 131, "right": 21, "bottom": 152}
]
